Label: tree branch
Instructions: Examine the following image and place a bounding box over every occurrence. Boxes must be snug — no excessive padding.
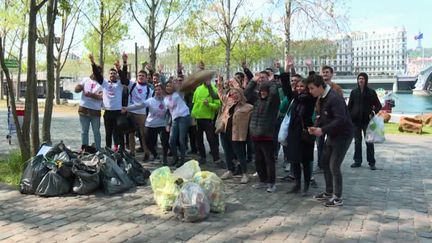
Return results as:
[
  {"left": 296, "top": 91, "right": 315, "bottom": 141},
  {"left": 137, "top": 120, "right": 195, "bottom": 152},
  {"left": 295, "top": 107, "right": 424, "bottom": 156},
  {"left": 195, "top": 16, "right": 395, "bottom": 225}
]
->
[{"left": 129, "top": 0, "right": 150, "bottom": 36}]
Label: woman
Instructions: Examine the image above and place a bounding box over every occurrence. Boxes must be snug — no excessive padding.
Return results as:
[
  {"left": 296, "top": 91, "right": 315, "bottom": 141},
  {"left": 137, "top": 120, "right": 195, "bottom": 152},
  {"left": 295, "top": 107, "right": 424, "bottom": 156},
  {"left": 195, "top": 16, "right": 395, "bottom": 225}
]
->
[
  {"left": 285, "top": 78, "right": 316, "bottom": 196},
  {"left": 217, "top": 78, "right": 253, "bottom": 184},
  {"left": 164, "top": 80, "right": 191, "bottom": 167},
  {"left": 124, "top": 84, "right": 169, "bottom": 165}
]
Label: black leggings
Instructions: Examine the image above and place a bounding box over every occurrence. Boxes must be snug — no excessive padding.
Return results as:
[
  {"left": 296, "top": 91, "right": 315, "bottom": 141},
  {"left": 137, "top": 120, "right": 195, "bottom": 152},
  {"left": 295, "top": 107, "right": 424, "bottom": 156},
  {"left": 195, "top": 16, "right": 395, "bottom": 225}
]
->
[
  {"left": 145, "top": 127, "right": 169, "bottom": 157},
  {"left": 292, "top": 160, "right": 312, "bottom": 190}
]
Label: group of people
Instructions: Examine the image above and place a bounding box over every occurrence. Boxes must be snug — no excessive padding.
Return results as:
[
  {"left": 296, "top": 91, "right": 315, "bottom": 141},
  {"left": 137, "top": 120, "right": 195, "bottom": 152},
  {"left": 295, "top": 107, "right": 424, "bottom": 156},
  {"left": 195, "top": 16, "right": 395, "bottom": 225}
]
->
[{"left": 75, "top": 53, "right": 382, "bottom": 207}]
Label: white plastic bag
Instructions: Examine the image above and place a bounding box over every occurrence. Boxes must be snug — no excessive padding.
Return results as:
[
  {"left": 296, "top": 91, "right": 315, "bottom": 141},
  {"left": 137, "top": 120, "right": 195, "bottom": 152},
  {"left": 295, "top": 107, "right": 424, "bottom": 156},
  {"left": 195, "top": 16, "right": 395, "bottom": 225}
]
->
[
  {"left": 172, "top": 182, "right": 210, "bottom": 222},
  {"left": 365, "top": 115, "right": 385, "bottom": 143},
  {"left": 278, "top": 112, "right": 291, "bottom": 146},
  {"left": 173, "top": 160, "right": 201, "bottom": 181}
]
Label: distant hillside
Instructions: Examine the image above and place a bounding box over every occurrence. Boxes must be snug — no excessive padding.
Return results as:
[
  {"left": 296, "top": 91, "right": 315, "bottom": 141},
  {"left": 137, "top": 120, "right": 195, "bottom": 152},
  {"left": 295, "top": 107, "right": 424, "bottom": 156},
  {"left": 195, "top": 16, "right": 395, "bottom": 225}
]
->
[{"left": 408, "top": 48, "right": 432, "bottom": 58}]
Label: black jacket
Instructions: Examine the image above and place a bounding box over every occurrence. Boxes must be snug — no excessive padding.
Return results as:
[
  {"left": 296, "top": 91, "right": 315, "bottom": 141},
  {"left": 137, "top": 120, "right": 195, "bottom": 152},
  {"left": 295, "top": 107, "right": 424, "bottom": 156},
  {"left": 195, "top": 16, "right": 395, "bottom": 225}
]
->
[
  {"left": 348, "top": 86, "right": 382, "bottom": 126},
  {"left": 317, "top": 89, "right": 353, "bottom": 139}
]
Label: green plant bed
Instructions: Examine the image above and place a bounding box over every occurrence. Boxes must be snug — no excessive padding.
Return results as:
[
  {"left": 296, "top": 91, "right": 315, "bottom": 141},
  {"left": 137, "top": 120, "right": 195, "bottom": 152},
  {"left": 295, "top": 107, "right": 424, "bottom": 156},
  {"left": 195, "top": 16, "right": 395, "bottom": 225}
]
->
[
  {"left": 384, "top": 122, "right": 432, "bottom": 135},
  {"left": 0, "top": 150, "right": 23, "bottom": 187}
]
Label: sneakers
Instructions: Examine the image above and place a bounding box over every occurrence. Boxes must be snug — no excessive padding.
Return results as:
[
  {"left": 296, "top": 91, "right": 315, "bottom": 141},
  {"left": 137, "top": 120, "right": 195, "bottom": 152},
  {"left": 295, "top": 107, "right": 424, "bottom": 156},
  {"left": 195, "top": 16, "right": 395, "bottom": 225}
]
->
[
  {"left": 220, "top": 171, "right": 233, "bottom": 180},
  {"left": 310, "top": 178, "right": 318, "bottom": 188},
  {"left": 281, "top": 174, "right": 295, "bottom": 182},
  {"left": 314, "top": 192, "right": 332, "bottom": 201},
  {"left": 350, "top": 162, "right": 361, "bottom": 168},
  {"left": 324, "top": 196, "right": 343, "bottom": 207},
  {"left": 266, "top": 184, "right": 276, "bottom": 193},
  {"left": 240, "top": 174, "right": 249, "bottom": 184},
  {"left": 284, "top": 163, "right": 290, "bottom": 172},
  {"left": 369, "top": 164, "right": 376, "bottom": 170},
  {"left": 252, "top": 182, "right": 267, "bottom": 189}
]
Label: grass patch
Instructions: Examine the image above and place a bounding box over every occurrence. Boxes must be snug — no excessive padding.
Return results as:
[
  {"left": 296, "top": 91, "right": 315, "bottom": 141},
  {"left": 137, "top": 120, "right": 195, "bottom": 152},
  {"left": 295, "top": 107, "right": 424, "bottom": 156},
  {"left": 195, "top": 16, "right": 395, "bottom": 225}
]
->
[
  {"left": 385, "top": 122, "right": 432, "bottom": 135},
  {"left": 0, "top": 150, "right": 24, "bottom": 187}
]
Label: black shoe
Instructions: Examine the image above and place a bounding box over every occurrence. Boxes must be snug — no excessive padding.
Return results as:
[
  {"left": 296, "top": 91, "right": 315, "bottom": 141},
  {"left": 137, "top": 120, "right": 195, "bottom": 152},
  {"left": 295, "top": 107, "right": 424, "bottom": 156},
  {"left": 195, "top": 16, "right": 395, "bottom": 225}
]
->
[
  {"left": 233, "top": 165, "right": 242, "bottom": 176},
  {"left": 162, "top": 156, "right": 168, "bottom": 166},
  {"left": 314, "top": 192, "right": 332, "bottom": 201},
  {"left": 301, "top": 187, "right": 309, "bottom": 197},
  {"left": 143, "top": 153, "right": 150, "bottom": 162},
  {"left": 350, "top": 162, "right": 361, "bottom": 168},
  {"left": 287, "top": 185, "right": 300, "bottom": 194},
  {"left": 153, "top": 153, "right": 159, "bottom": 161},
  {"left": 370, "top": 165, "right": 376, "bottom": 170},
  {"left": 170, "top": 156, "right": 179, "bottom": 166},
  {"left": 324, "top": 197, "right": 343, "bottom": 207},
  {"left": 198, "top": 157, "right": 206, "bottom": 165},
  {"left": 281, "top": 174, "right": 295, "bottom": 182},
  {"left": 176, "top": 158, "right": 185, "bottom": 168},
  {"left": 310, "top": 179, "right": 318, "bottom": 188}
]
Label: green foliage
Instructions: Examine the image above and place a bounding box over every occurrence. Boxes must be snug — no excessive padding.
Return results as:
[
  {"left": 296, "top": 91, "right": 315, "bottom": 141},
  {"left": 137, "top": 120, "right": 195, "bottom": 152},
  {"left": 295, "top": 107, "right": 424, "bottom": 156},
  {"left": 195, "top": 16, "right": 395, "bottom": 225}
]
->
[
  {"left": 0, "top": 150, "right": 24, "bottom": 187},
  {"left": 408, "top": 48, "right": 432, "bottom": 58},
  {"left": 290, "top": 39, "right": 337, "bottom": 58}
]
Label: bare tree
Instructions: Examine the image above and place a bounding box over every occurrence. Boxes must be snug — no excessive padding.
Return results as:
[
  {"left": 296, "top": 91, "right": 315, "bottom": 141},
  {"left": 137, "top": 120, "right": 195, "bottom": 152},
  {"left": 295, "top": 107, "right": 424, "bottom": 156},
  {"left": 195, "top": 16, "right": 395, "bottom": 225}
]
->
[
  {"left": 129, "top": 0, "right": 191, "bottom": 70},
  {"left": 284, "top": 0, "right": 348, "bottom": 57},
  {"left": 80, "top": 0, "right": 125, "bottom": 72}
]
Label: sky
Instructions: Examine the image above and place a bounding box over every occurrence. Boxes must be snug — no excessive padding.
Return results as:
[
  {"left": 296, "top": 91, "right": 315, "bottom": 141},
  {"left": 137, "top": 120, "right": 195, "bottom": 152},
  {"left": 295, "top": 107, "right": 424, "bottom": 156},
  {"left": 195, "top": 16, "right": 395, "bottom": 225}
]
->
[{"left": 82, "top": 0, "right": 432, "bottom": 55}]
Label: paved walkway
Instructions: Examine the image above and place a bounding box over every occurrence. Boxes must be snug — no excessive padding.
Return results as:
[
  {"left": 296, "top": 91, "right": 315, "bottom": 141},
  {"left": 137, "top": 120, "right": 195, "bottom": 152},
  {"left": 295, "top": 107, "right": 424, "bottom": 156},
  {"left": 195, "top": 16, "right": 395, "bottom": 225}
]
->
[{"left": 1, "top": 111, "right": 432, "bottom": 242}]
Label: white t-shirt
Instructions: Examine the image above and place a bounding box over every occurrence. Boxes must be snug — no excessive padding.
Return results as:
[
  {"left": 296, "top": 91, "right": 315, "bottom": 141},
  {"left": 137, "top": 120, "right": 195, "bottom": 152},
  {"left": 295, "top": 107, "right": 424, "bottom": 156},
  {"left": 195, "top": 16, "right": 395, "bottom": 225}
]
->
[
  {"left": 127, "top": 96, "right": 166, "bottom": 128},
  {"left": 164, "top": 92, "right": 190, "bottom": 120},
  {"left": 79, "top": 78, "right": 102, "bottom": 110},
  {"left": 127, "top": 81, "right": 153, "bottom": 115},
  {"left": 101, "top": 79, "right": 123, "bottom": 110}
]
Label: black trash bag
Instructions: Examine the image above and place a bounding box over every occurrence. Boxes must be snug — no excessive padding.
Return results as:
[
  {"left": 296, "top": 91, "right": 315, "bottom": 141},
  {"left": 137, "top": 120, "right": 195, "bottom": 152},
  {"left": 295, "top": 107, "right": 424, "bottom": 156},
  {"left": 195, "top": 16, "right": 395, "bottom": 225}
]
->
[
  {"left": 45, "top": 142, "right": 77, "bottom": 160},
  {"left": 35, "top": 171, "right": 71, "bottom": 197},
  {"left": 100, "top": 154, "right": 135, "bottom": 195},
  {"left": 45, "top": 152, "right": 75, "bottom": 181},
  {"left": 81, "top": 144, "right": 97, "bottom": 154},
  {"left": 115, "top": 150, "right": 150, "bottom": 186},
  {"left": 72, "top": 160, "right": 100, "bottom": 195},
  {"left": 19, "top": 155, "right": 49, "bottom": 194}
]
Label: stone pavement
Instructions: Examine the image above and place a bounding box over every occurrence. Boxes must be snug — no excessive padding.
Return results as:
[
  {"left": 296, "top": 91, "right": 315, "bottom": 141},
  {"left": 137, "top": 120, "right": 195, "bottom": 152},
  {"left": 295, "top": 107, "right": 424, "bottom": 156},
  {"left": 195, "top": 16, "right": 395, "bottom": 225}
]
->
[{"left": 1, "top": 112, "right": 432, "bottom": 242}]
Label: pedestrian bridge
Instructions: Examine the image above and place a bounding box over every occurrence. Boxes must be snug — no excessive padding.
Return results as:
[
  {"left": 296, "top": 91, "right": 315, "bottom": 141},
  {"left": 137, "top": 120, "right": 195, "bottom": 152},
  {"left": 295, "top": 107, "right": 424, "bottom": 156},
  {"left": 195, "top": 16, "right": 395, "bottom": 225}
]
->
[{"left": 414, "top": 65, "right": 432, "bottom": 91}]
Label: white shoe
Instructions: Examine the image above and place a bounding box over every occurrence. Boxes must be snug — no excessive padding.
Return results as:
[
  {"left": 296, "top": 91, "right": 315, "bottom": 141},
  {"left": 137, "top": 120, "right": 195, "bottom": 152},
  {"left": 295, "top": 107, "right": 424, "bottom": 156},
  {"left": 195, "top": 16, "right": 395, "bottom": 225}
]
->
[
  {"left": 266, "top": 184, "right": 276, "bottom": 193},
  {"left": 240, "top": 174, "right": 249, "bottom": 184},
  {"left": 220, "top": 170, "right": 233, "bottom": 180},
  {"left": 252, "top": 172, "right": 258, "bottom": 177},
  {"left": 284, "top": 163, "right": 290, "bottom": 172}
]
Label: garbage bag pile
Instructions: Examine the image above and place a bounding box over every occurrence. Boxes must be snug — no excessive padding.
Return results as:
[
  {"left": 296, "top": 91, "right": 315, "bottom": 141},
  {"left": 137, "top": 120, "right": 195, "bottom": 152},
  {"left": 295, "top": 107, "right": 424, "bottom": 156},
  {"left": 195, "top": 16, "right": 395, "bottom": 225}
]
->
[
  {"left": 150, "top": 160, "right": 225, "bottom": 222},
  {"left": 19, "top": 142, "right": 150, "bottom": 197}
]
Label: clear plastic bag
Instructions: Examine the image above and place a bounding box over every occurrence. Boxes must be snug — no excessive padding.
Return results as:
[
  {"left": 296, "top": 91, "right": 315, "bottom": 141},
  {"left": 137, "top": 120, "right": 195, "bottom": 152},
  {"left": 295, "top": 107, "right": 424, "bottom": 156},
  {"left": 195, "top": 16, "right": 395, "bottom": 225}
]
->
[
  {"left": 150, "top": 166, "right": 180, "bottom": 211},
  {"left": 366, "top": 115, "right": 385, "bottom": 143},
  {"left": 193, "top": 171, "right": 225, "bottom": 213},
  {"left": 173, "top": 160, "right": 201, "bottom": 181},
  {"left": 172, "top": 182, "right": 210, "bottom": 222}
]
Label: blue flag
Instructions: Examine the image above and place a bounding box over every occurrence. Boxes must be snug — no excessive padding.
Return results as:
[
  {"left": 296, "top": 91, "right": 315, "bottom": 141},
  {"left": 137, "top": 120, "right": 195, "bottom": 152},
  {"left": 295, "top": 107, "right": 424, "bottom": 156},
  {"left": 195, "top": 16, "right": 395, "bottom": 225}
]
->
[{"left": 414, "top": 33, "right": 423, "bottom": 40}]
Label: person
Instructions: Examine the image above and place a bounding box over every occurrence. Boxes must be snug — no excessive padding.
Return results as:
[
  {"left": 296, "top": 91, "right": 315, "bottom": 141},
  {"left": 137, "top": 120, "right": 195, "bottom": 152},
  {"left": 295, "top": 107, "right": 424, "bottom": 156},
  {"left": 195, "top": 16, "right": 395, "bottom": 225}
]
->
[
  {"left": 307, "top": 74, "right": 353, "bottom": 207},
  {"left": 315, "top": 65, "right": 343, "bottom": 171},
  {"left": 120, "top": 54, "right": 153, "bottom": 159},
  {"left": 124, "top": 84, "right": 169, "bottom": 165},
  {"left": 285, "top": 78, "right": 316, "bottom": 196},
  {"left": 74, "top": 75, "right": 103, "bottom": 151},
  {"left": 348, "top": 72, "right": 382, "bottom": 170},
  {"left": 192, "top": 78, "right": 221, "bottom": 165},
  {"left": 217, "top": 79, "right": 253, "bottom": 184},
  {"left": 164, "top": 80, "right": 191, "bottom": 167},
  {"left": 246, "top": 71, "right": 281, "bottom": 193},
  {"left": 89, "top": 54, "right": 126, "bottom": 151}
]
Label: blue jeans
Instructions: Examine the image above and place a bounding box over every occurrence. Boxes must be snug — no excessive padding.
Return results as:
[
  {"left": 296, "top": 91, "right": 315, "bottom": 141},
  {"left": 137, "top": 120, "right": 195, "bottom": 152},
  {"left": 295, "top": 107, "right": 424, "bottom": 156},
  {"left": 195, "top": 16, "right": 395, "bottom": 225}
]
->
[
  {"left": 169, "top": 115, "right": 191, "bottom": 158},
  {"left": 79, "top": 115, "right": 101, "bottom": 150}
]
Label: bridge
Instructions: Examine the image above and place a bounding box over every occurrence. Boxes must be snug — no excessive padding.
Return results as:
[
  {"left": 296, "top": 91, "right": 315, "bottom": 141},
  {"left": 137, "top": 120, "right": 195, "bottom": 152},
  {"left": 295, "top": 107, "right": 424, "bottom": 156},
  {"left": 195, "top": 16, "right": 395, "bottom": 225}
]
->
[{"left": 414, "top": 65, "right": 432, "bottom": 94}]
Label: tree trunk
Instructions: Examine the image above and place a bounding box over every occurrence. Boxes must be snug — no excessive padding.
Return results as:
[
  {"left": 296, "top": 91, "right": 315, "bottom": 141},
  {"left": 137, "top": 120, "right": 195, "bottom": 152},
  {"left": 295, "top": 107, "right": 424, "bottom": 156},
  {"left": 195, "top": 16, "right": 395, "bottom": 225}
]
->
[
  {"left": 0, "top": 37, "right": 30, "bottom": 160},
  {"left": 55, "top": 65, "right": 61, "bottom": 104},
  {"left": 17, "top": 33, "right": 25, "bottom": 101},
  {"left": 149, "top": 4, "right": 157, "bottom": 70},
  {"left": 284, "top": 0, "right": 292, "bottom": 58},
  {"left": 42, "top": 0, "right": 56, "bottom": 144},
  {"left": 99, "top": 0, "right": 104, "bottom": 72},
  {"left": 225, "top": 0, "right": 231, "bottom": 81},
  {"left": 24, "top": 0, "right": 40, "bottom": 159}
]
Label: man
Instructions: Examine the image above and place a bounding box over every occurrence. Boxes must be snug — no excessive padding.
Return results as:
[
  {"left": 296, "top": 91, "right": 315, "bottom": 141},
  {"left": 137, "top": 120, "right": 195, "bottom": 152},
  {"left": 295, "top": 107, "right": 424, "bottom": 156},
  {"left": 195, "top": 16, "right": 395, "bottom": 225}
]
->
[
  {"left": 74, "top": 75, "right": 103, "bottom": 151},
  {"left": 89, "top": 54, "right": 126, "bottom": 151},
  {"left": 307, "top": 74, "right": 353, "bottom": 207},
  {"left": 348, "top": 72, "right": 382, "bottom": 170},
  {"left": 246, "top": 71, "right": 281, "bottom": 193},
  {"left": 316, "top": 65, "right": 343, "bottom": 171},
  {"left": 192, "top": 77, "right": 222, "bottom": 165},
  {"left": 120, "top": 54, "right": 153, "bottom": 160}
]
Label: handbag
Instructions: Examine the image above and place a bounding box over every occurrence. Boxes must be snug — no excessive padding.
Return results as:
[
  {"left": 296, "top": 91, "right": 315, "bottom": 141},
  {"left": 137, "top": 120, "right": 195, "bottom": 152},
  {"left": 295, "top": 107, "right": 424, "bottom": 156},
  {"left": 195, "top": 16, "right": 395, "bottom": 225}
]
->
[{"left": 278, "top": 100, "right": 294, "bottom": 146}]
